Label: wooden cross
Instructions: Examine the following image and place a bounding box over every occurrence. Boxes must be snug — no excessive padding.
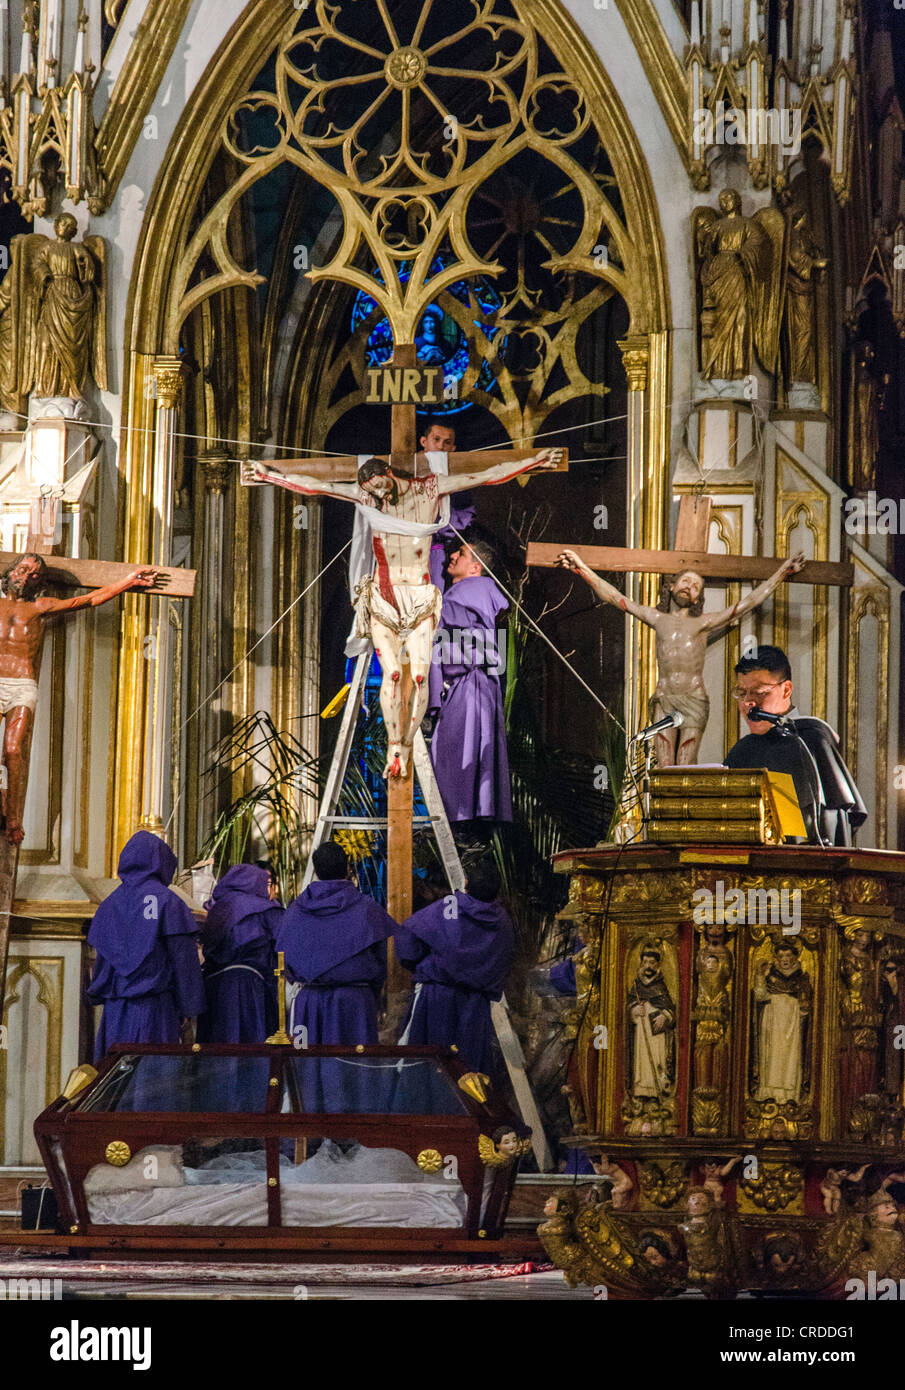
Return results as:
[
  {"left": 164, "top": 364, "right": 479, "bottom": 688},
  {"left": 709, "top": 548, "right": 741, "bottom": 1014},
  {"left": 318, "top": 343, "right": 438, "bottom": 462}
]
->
[
  {"left": 527, "top": 494, "right": 854, "bottom": 589},
  {"left": 247, "top": 346, "right": 567, "bottom": 939},
  {"left": 0, "top": 528, "right": 195, "bottom": 1013},
  {"left": 527, "top": 492, "right": 852, "bottom": 747}
]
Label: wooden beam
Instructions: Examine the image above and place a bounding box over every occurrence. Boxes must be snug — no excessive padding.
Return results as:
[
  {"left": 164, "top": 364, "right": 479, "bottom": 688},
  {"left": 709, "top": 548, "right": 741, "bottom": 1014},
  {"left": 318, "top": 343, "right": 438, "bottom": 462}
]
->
[
  {"left": 0, "top": 554, "right": 197, "bottom": 598},
  {"left": 527, "top": 542, "right": 854, "bottom": 588},
  {"left": 263, "top": 448, "right": 569, "bottom": 482},
  {"left": 387, "top": 345, "right": 416, "bottom": 999}
]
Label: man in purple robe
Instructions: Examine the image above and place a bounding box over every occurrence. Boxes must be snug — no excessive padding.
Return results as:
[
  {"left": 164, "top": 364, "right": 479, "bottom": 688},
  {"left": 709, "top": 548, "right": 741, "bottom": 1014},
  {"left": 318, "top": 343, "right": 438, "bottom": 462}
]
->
[
  {"left": 87, "top": 831, "right": 205, "bottom": 1062},
  {"left": 395, "top": 858, "right": 514, "bottom": 1074},
  {"left": 197, "top": 864, "right": 283, "bottom": 1043},
  {"left": 419, "top": 417, "right": 475, "bottom": 592},
  {"left": 429, "top": 539, "right": 512, "bottom": 826},
  {"left": 275, "top": 841, "right": 396, "bottom": 1045}
]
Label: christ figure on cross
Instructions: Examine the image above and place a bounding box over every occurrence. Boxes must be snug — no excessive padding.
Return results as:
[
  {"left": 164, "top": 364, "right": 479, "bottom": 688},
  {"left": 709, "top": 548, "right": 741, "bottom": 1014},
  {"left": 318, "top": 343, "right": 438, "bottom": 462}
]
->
[
  {"left": 556, "top": 548, "right": 805, "bottom": 766},
  {"left": 244, "top": 448, "right": 561, "bottom": 778},
  {"left": 0, "top": 552, "right": 162, "bottom": 842}
]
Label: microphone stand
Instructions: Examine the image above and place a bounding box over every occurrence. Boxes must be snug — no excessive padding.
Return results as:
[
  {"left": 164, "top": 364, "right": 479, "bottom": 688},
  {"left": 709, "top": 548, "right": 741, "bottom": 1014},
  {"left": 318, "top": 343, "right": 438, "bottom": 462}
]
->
[{"left": 758, "top": 713, "right": 830, "bottom": 848}]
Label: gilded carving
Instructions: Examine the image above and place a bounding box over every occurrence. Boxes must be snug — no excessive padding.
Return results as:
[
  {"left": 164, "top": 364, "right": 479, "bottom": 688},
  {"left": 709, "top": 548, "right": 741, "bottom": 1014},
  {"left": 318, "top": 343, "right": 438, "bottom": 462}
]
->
[
  {"left": 692, "top": 920, "right": 735, "bottom": 1135},
  {"left": 680, "top": 1187, "right": 734, "bottom": 1297},
  {"left": 838, "top": 927, "right": 883, "bottom": 1131},
  {"left": 693, "top": 191, "right": 785, "bottom": 380},
  {"left": 738, "top": 1163, "right": 804, "bottom": 1214},
  {"left": 781, "top": 208, "right": 828, "bottom": 386},
  {"left": 0, "top": 217, "right": 107, "bottom": 414},
  {"left": 638, "top": 1159, "right": 687, "bottom": 1210}
]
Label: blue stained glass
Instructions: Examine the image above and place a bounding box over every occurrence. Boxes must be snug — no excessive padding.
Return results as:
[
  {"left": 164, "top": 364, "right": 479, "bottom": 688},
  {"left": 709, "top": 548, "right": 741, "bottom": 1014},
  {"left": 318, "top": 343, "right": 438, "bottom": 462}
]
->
[{"left": 351, "top": 257, "right": 502, "bottom": 415}]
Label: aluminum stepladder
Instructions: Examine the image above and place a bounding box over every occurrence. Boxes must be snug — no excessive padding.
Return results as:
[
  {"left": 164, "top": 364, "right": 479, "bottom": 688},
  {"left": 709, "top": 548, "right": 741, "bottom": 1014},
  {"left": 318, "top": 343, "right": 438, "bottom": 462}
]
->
[{"left": 303, "top": 648, "right": 554, "bottom": 1170}]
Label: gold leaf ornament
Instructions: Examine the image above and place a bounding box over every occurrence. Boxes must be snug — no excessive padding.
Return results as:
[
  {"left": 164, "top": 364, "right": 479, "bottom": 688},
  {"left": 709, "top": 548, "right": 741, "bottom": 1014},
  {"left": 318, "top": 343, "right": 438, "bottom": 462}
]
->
[
  {"left": 105, "top": 1141, "right": 131, "bottom": 1167},
  {"left": 416, "top": 1149, "right": 443, "bottom": 1174}
]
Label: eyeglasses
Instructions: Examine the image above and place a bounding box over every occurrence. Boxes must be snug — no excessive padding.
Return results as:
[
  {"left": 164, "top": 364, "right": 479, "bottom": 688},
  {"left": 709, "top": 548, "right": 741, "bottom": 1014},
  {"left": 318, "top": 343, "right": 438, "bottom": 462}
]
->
[{"left": 731, "top": 682, "right": 783, "bottom": 702}]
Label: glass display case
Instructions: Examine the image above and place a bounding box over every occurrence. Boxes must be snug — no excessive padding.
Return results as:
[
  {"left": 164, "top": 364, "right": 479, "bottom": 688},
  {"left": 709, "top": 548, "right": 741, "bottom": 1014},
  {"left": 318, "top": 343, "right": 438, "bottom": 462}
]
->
[{"left": 34, "top": 1044, "right": 528, "bottom": 1251}]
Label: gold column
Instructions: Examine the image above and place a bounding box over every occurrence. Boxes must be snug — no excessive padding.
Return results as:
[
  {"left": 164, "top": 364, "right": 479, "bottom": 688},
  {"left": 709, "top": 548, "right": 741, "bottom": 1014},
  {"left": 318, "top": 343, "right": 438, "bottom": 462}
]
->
[
  {"left": 618, "top": 334, "right": 651, "bottom": 736},
  {"left": 112, "top": 353, "right": 183, "bottom": 858},
  {"left": 112, "top": 352, "right": 156, "bottom": 865},
  {"left": 617, "top": 331, "right": 670, "bottom": 736},
  {"left": 138, "top": 356, "right": 184, "bottom": 835},
  {"left": 194, "top": 450, "right": 230, "bottom": 853}
]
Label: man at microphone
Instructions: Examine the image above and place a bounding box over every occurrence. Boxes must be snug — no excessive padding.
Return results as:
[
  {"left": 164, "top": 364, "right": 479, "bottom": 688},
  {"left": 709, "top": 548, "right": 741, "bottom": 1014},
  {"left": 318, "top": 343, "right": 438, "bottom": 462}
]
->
[{"left": 725, "top": 645, "right": 867, "bottom": 845}]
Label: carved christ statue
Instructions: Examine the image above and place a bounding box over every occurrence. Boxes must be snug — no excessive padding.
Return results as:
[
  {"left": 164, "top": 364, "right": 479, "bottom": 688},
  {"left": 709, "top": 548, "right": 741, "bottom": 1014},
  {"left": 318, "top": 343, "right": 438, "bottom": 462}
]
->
[
  {"left": 555, "top": 549, "right": 805, "bottom": 765},
  {"left": 0, "top": 553, "right": 161, "bottom": 843},
  {"left": 244, "top": 448, "right": 561, "bottom": 777}
]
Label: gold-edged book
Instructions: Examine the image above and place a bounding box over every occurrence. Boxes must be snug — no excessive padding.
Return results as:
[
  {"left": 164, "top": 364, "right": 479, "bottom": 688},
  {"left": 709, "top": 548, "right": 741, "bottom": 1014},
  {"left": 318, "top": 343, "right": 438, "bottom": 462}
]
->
[
  {"left": 645, "top": 766, "right": 806, "bottom": 845},
  {"left": 647, "top": 819, "right": 773, "bottom": 844},
  {"left": 649, "top": 797, "right": 766, "bottom": 821},
  {"left": 649, "top": 769, "right": 772, "bottom": 798}
]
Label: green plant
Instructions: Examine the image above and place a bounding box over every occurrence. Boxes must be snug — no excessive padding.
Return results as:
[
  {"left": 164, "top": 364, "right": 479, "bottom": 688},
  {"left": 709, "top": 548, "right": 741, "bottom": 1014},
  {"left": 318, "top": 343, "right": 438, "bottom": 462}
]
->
[{"left": 199, "top": 708, "right": 382, "bottom": 902}]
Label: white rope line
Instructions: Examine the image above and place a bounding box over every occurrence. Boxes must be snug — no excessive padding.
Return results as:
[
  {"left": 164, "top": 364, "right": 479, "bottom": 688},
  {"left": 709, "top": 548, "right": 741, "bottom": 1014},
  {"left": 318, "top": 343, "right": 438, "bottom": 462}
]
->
[
  {"left": 4, "top": 388, "right": 794, "bottom": 465},
  {"left": 176, "top": 538, "right": 352, "bottom": 737},
  {"left": 445, "top": 518, "right": 626, "bottom": 732}
]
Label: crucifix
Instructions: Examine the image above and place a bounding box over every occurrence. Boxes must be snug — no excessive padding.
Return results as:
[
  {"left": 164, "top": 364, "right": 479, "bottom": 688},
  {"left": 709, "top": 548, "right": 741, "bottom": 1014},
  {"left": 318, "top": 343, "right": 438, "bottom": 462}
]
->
[
  {"left": 0, "top": 521, "right": 195, "bottom": 1017},
  {"left": 243, "top": 344, "right": 566, "bottom": 929},
  {"left": 528, "top": 494, "right": 853, "bottom": 766}
]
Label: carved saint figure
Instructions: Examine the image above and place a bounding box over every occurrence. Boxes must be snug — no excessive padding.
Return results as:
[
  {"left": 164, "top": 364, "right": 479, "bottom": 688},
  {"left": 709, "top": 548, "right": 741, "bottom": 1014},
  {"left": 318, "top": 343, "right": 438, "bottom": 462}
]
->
[
  {"left": 839, "top": 928, "right": 882, "bottom": 1124},
  {"left": 0, "top": 553, "right": 160, "bottom": 843},
  {"left": 247, "top": 447, "right": 560, "bottom": 778},
  {"left": 693, "top": 190, "right": 785, "bottom": 380},
  {"left": 751, "top": 941, "right": 812, "bottom": 1104},
  {"left": 556, "top": 551, "right": 805, "bottom": 764},
  {"left": 626, "top": 944, "right": 676, "bottom": 1099},
  {"left": 781, "top": 208, "right": 827, "bottom": 384},
  {"left": 0, "top": 215, "right": 107, "bottom": 411},
  {"left": 880, "top": 952, "right": 905, "bottom": 1101},
  {"left": 693, "top": 921, "right": 734, "bottom": 1096},
  {"left": 847, "top": 340, "right": 888, "bottom": 493}
]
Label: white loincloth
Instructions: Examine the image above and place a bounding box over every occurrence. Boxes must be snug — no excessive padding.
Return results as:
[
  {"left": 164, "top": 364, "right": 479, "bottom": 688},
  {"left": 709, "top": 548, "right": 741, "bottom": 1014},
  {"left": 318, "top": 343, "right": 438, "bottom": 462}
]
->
[
  {"left": 0, "top": 677, "right": 39, "bottom": 714},
  {"left": 649, "top": 688, "right": 710, "bottom": 731},
  {"left": 353, "top": 577, "right": 442, "bottom": 642}
]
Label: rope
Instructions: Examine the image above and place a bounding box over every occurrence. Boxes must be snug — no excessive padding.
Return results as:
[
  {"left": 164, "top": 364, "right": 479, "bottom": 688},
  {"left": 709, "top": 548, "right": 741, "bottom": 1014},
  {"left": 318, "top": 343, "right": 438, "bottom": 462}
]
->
[
  {"left": 176, "top": 538, "right": 352, "bottom": 737},
  {"left": 445, "top": 518, "right": 626, "bottom": 732}
]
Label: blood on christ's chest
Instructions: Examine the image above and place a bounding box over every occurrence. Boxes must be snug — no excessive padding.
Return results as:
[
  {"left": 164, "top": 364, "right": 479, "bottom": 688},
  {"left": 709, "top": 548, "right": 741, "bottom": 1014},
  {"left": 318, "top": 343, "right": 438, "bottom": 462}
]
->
[{"left": 358, "top": 473, "right": 440, "bottom": 527}]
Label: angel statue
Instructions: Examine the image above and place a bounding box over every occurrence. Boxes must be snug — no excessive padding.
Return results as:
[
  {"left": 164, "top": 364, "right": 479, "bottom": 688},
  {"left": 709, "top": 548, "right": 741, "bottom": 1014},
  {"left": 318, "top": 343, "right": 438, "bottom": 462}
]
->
[
  {"left": 693, "top": 190, "right": 785, "bottom": 382},
  {"left": 478, "top": 1127, "right": 531, "bottom": 1168},
  {"left": 0, "top": 214, "right": 107, "bottom": 415}
]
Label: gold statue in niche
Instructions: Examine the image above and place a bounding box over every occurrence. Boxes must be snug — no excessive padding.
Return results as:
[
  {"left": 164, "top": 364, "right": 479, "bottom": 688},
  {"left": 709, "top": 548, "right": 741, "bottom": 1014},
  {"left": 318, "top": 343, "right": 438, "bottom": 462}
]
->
[
  {"left": 838, "top": 927, "right": 883, "bottom": 1130},
  {"left": 781, "top": 207, "right": 827, "bottom": 385},
  {"left": 0, "top": 214, "right": 107, "bottom": 413},
  {"left": 691, "top": 920, "right": 735, "bottom": 1136},
  {"left": 846, "top": 339, "right": 888, "bottom": 492},
  {"left": 693, "top": 190, "right": 785, "bottom": 380}
]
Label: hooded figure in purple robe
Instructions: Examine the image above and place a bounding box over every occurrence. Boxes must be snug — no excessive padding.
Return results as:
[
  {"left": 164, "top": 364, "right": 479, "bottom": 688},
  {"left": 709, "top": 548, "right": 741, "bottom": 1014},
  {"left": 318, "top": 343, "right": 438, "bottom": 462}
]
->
[
  {"left": 276, "top": 842, "right": 396, "bottom": 1047},
  {"left": 396, "top": 858, "right": 514, "bottom": 1074},
  {"left": 429, "top": 540, "right": 512, "bottom": 824},
  {"left": 197, "top": 864, "right": 282, "bottom": 1043},
  {"left": 87, "top": 831, "right": 205, "bottom": 1062}
]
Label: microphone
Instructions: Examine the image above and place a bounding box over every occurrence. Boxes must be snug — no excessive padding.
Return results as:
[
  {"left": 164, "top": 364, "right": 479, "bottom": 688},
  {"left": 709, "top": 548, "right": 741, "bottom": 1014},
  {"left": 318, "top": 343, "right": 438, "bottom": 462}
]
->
[
  {"left": 635, "top": 711, "right": 684, "bottom": 742},
  {"left": 748, "top": 706, "right": 789, "bottom": 729}
]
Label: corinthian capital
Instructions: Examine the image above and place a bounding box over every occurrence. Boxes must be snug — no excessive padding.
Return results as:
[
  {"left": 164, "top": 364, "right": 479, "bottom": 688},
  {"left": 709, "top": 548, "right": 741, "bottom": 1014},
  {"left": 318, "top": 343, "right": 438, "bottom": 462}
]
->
[{"left": 153, "top": 356, "right": 185, "bottom": 410}]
